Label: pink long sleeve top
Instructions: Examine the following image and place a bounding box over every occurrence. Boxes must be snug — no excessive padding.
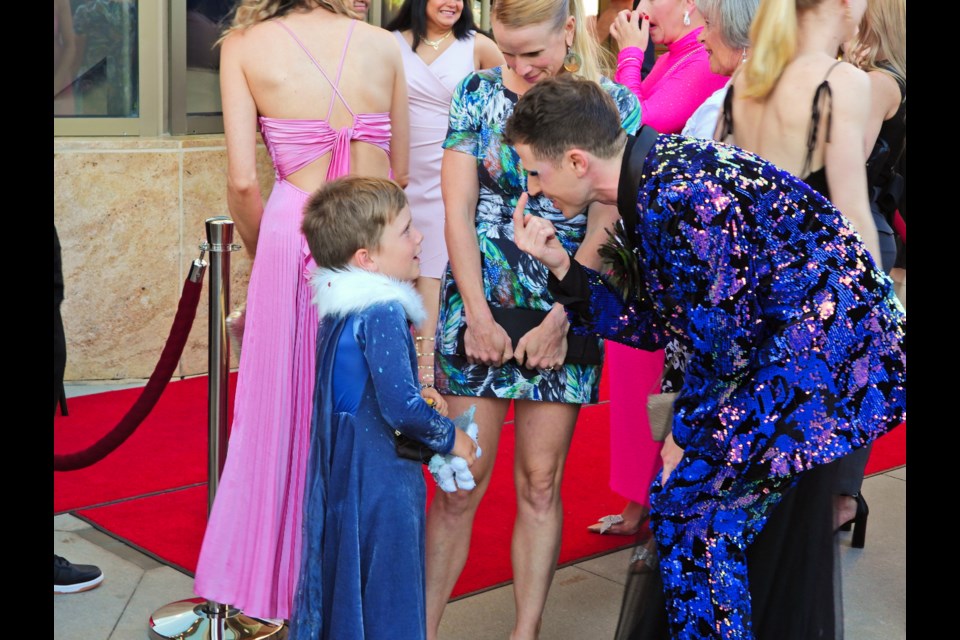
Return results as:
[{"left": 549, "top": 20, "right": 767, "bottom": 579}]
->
[{"left": 614, "top": 27, "right": 729, "bottom": 134}]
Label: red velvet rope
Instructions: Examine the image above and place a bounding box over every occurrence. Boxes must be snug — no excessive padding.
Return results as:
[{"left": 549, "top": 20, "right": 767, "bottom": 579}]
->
[{"left": 54, "top": 277, "right": 204, "bottom": 471}]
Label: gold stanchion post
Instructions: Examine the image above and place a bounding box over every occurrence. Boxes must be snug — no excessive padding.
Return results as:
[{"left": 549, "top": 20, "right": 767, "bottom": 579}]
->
[{"left": 148, "top": 218, "right": 286, "bottom": 640}]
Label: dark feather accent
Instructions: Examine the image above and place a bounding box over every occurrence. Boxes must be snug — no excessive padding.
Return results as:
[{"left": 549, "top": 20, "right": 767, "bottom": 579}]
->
[{"left": 598, "top": 218, "right": 641, "bottom": 302}]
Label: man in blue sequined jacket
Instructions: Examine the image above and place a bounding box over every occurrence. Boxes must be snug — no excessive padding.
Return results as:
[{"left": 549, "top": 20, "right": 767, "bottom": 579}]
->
[{"left": 505, "top": 75, "right": 905, "bottom": 640}]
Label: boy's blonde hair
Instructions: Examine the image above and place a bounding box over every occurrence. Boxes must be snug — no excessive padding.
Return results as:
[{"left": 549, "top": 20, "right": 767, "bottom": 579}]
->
[{"left": 302, "top": 176, "right": 408, "bottom": 270}]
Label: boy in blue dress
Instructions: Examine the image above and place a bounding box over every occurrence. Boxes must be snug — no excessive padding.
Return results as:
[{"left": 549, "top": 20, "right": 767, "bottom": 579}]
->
[{"left": 290, "top": 177, "right": 478, "bottom": 640}]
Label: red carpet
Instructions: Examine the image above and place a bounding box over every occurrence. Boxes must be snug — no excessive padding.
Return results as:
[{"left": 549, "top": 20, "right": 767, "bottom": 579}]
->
[
  {"left": 54, "top": 375, "right": 236, "bottom": 512},
  {"left": 864, "top": 421, "right": 906, "bottom": 476},
  {"left": 55, "top": 373, "right": 904, "bottom": 599}
]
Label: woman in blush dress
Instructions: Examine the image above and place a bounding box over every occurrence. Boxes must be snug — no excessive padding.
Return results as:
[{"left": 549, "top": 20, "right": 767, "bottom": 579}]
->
[
  {"left": 192, "top": 0, "right": 409, "bottom": 620},
  {"left": 387, "top": 0, "right": 503, "bottom": 391}
]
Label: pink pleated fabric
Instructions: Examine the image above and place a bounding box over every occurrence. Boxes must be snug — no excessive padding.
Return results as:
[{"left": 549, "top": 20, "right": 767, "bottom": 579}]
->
[
  {"left": 193, "top": 19, "right": 391, "bottom": 620},
  {"left": 606, "top": 343, "right": 666, "bottom": 505}
]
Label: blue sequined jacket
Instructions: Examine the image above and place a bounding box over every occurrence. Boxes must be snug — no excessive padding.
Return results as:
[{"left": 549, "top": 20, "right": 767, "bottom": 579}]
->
[{"left": 550, "top": 135, "right": 906, "bottom": 476}]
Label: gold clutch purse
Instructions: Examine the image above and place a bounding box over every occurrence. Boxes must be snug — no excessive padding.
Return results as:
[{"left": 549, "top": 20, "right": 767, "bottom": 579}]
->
[{"left": 646, "top": 391, "right": 678, "bottom": 442}]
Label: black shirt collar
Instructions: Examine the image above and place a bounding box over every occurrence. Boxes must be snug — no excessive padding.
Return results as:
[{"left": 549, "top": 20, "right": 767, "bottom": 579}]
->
[
  {"left": 617, "top": 134, "right": 638, "bottom": 221},
  {"left": 616, "top": 126, "right": 659, "bottom": 230}
]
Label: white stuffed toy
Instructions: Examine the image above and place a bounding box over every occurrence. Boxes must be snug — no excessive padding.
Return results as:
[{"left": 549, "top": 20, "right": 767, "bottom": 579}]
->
[{"left": 428, "top": 405, "right": 481, "bottom": 492}]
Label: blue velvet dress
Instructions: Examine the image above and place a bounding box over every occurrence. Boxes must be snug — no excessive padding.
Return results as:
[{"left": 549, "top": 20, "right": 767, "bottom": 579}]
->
[
  {"left": 549, "top": 134, "right": 906, "bottom": 639},
  {"left": 289, "top": 269, "right": 457, "bottom": 640}
]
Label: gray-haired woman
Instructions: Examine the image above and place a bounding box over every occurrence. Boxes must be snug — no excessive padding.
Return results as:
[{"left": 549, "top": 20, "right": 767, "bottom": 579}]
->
[{"left": 681, "top": 0, "right": 760, "bottom": 138}]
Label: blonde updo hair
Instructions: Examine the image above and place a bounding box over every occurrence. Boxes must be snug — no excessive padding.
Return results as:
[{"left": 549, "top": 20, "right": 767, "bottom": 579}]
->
[
  {"left": 741, "top": 0, "right": 824, "bottom": 98},
  {"left": 493, "top": 0, "right": 610, "bottom": 83}
]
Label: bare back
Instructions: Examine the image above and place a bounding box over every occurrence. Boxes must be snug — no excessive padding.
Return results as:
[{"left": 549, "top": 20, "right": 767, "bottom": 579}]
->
[
  {"left": 727, "top": 55, "right": 858, "bottom": 178},
  {"left": 226, "top": 8, "right": 406, "bottom": 190},
  {"left": 722, "top": 52, "right": 881, "bottom": 264}
]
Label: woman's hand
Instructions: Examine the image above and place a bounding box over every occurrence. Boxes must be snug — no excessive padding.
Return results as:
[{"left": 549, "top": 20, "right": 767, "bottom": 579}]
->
[
  {"left": 420, "top": 386, "right": 448, "bottom": 416},
  {"left": 512, "top": 194, "right": 572, "bottom": 278},
  {"left": 515, "top": 304, "right": 569, "bottom": 371},
  {"left": 660, "top": 432, "right": 685, "bottom": 486},
  {"left": 464, "top": 318, "right": 514, "bottom": 367},
  {"left": 610, "top": 9, "right": 650, "bottom": 51}
]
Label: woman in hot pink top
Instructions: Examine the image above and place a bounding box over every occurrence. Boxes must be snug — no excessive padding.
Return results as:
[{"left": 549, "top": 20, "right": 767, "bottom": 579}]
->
[
  {"left": 612, "top": 0, "right": 729, "bottom": 134},
  {"left": 586, "top": 0, "right": 727, "bottom": 537}
]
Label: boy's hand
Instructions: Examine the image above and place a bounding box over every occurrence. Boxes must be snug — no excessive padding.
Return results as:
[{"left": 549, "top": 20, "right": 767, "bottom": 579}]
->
[
  {"left": 451, "top": 429, "right": 478, "bottom": 467},
  {"left": 421, "top": 386, "right": 448, "bottom": 416}
]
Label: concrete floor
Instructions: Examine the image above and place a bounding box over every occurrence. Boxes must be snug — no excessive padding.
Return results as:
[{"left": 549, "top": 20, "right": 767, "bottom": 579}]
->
[{"left": 55, "top": 378, "right": 906, "bottom": 640}]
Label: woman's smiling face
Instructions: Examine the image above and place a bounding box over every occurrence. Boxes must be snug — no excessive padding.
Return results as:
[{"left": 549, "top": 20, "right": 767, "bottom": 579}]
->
[
  {"left": 426, "top": 0, "right": 464, "bottom": 31},
  {"left": 700, "top": 7, "right": 742, "bottom": 75},
  {"left": 351, "top": 0, "right": 369, "bottom": 17}
]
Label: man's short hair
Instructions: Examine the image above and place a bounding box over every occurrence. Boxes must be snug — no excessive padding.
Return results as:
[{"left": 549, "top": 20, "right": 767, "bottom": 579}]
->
[
  {"left": 301, "top": 176, "right": 408, "bottom": 270},
  {"left": 504, "top": 75, "right": 627, "bottom": 163}
]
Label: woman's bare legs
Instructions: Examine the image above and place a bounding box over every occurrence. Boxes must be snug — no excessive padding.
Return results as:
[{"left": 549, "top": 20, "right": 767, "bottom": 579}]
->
[
  {"left": 415, "top": 276, "right": 442, "bottom": 387},
  {"left": 425, "top": 395, "right": 510, "bottom": 640},
  {"left": 509, "top": 399, "right": 580, "bottom": 640}
]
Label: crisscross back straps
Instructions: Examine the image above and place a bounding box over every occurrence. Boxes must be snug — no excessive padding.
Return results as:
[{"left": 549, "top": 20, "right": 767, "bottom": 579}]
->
[{"left": 274, "top": 19, "right": 357, "bottom": 120}]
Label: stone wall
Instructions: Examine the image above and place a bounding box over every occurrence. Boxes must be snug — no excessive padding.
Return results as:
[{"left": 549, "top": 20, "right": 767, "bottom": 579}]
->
[{"left": 54, "top": 135, "right": 274, "bottom": 381}]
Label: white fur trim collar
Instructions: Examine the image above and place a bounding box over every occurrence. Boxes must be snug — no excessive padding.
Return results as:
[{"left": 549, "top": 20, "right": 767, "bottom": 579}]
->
[{"left": 310, "top": 267, "right": 427, "bottom": 327}]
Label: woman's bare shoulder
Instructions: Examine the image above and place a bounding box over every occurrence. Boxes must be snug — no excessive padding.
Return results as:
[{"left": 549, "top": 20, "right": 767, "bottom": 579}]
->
[
  {"left": 220, "top": 16, "right": 297, "bottom": 61},
  {"left": 784, "top": 56, "right": 868, "bottom": 90},
  {"left": 221, "top": 17, "right": 280, "bottom": 45},
  {"left": 352, "top": 20, "right": 402, "bottom": 49},
  {"left": 867, "top": 68, "right": 902, "bottom": 106},
  {"left": 822, "top": 62, "right": 871, "bottom": 113},
  {"left": 473, "top": 32, "right": 504, "bottom": 70}
]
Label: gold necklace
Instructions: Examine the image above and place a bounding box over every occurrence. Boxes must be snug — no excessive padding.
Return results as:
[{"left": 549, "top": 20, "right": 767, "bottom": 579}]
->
[{"left": 422, "top": 30, "right": 453, "bottom": 50}]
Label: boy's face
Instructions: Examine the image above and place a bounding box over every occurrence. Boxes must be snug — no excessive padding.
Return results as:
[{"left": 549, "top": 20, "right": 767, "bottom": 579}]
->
[{"left": 368, "top": 205, "right": 423, "bottom": 282}]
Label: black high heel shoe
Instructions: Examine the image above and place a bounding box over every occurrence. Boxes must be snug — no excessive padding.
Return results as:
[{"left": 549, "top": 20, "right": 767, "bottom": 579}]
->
[{"left": 838, "top": 494, "right": 869, "bottom": 548}]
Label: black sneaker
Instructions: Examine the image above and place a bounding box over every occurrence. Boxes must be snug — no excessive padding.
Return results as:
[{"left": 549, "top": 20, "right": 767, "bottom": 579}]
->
[{"left": 54, "top": 554, "right": 104, "bottom": 594}]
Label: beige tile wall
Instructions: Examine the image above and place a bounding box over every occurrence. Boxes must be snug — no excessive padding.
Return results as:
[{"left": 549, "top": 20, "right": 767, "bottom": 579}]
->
[{"left": 54, "top": 135, "right": 274, "bottom": 381}]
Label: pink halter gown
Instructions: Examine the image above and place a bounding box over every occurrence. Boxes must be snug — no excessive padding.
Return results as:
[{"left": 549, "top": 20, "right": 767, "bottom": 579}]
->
[{"left": 193, "top": 19, "right": 391, "bottom": 620}]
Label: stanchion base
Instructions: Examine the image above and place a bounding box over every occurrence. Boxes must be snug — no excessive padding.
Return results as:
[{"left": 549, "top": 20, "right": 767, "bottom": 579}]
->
[{"left": 149, "top": 597, "right": 287, "bottom": 640}]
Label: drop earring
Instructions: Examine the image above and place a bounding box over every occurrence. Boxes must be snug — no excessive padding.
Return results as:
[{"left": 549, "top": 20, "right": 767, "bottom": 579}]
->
[
  {"left": 563, "top": 46, "right": 582, "bottom": 73},
  {"left": 683, "top": 10, "right": 691, "bottom": 26}
]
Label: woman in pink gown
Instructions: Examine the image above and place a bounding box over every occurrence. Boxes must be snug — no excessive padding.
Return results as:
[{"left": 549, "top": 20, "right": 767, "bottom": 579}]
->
[
  {"left": 387, "top": 0, "right": 502, "bottom": 388},
  {"left": 588, "top": 0, "right": 728, "bottom": 536},
  {"left": 192, "top": 0, "right": 409, "bottom": 620}
]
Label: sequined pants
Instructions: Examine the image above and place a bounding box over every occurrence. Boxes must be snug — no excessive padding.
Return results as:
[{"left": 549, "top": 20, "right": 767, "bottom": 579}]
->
[{"left": 649, "top": 454, "right": 798, "bottom": 639}]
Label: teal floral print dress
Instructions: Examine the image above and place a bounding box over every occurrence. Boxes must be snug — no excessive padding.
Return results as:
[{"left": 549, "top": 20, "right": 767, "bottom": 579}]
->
[{"left": 435, "top": 68, "right": 641, "bottom": 403}]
